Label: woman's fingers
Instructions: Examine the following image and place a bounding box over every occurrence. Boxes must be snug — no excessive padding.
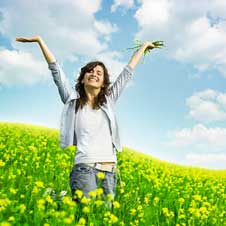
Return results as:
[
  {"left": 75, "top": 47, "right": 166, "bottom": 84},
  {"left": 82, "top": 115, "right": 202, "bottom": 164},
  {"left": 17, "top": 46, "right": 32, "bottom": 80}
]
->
[
  {"left": 16, "top": 37, "right": 30, "bottom": 42},
  {"left": 16, "top": 36, "right": 41, "bottom": 42},
  {"left": 152, "top": 41, "right": 164, "bottom": 48}
]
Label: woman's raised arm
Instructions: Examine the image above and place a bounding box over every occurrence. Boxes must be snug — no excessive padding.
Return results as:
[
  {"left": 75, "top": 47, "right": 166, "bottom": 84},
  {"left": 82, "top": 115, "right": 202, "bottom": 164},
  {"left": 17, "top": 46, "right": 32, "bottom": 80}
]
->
[
  {"left": 128, "top": 41, "right": 157, "bottom": 70},
  {"left": 16, "top": 35, "right": 72, "bottom": 104},
  {"left": 16, "top": 35, "right": 56, "bottom": 64}
]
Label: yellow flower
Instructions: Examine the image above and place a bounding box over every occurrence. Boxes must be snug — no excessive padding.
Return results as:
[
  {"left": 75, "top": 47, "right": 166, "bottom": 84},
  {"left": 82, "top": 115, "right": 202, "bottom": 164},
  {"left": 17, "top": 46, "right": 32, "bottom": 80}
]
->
[
  {"left": 153, "top": 197, "right": 159, "bottom": 205},
  {"left": 194, "top": 209, "right": 201, "bottom": 218},
  {"left": 63, "top": 217, "right": 73, "bottom": 224},
  {"left": 77, "top": 217, "right": 86, "bottom": 225},
  {"left": 62, "top": 196, "right": 76, "bottom": 207},
  {"left": 200, "top": 206, "right": 207, "bottom": 213},
  {"left": 19, "top": 204, "right": 26, "bottom": 213},
  {"left": 37, "top": 199, "right": 45, "bottom": 210},
  {"left": 82, "top": 206, "right": 90, "bottom": 214},
  {"left": 81, "top": 196, "right": 91, "bottom": 205},
  {"left": 137, "top": 205, "right": 142, "bottom": 211},
  {"left": 97, "top": 171, "right": 105, "bottom": 180},
  {"left": 75, "top": 190, "right": 83, "bottom": 199},
  {"left": 120, "top": 181, "right": 126, "bottom": 187},
  {"left": 0, "top": 160, "right": 5, "bottom": 167},
  {"left": 8, "top": 216, "right": 15, "bottom": 222},
  {"left": 106, "top": 193, "right": 113, "bottom": 201},
  {"left": 35, "top": 181, "right": 44, "bottom": 188},
  {"left": 0, "top": 222, "right": 11, "bottom": 226},
  {"left": 45, "top": 195, "right": 53, "bottom": 204},
  {"left": 32, "top": 186, "right": 39, "bottom": 194},
  {"left": 130, "top": 208, "right": 136, "bottom": 215},
  {"left": 17, "top": 169, "right": 21, "bottom": 175},
  {"left": 67, "top": 146, "right": 76, "bottom": 152},
  {"left": 96, "top": 188, "right": 104, "bottom": 196},
  {"left": 120, "top": 188, "right": 124, "bottom": 194},
  {"left": 59, "top": 211, "right": 67, "bottom": 217},
  {"left": 138, "top": 212, "right": 144, "bottom": 218},
  {"left": 193, "top": 195, "right": 201, "bottom": 201},
  {"left": 88, "top": 190, "right": 96, "bottom": 198},
  {"left": 178, "top": 198, "right": 185, "bottom": 204},
  {"left": 189, "top": 207, "right": 195, "bottom": 214},
  {"left": 104, "top": 211, "right": 111, "bottom": 217},
  {"left": 162, "top": 207, "right": 169, "bottom": 215},
  {"left": 9, "top": 188, "right": 17, "bottom": 195},
  {"left": 109, "top": 214, "right": 118, "bottom": 223},
  {"left": 95, "top": 200, "right": 103, "bottom": 206},
  {"left": 178, "top": 214, "right": 186, "bottom": 219},
  {"left": 144, "top": 197, "right": 149, "bottom": 204},
  {"left": 113, "top": 201, "right": 120, "bottom": 208}
]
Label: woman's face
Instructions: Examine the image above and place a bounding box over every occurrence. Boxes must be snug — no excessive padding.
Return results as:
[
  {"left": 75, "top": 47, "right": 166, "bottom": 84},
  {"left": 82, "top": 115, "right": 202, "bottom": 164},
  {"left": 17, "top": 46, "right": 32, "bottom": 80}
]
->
[{"left": 82, "top": 65, "right": 105, "bottom": 89}]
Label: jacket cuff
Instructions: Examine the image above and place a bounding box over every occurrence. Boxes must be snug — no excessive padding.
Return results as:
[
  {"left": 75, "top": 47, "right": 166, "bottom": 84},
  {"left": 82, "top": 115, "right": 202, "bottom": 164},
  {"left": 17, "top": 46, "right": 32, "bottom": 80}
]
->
[
  {"left": 125, "top": 64, "right": 134, "bottom": 75},
  {"left": 48, "top": 60, "right": 58, "bottom": 70}
]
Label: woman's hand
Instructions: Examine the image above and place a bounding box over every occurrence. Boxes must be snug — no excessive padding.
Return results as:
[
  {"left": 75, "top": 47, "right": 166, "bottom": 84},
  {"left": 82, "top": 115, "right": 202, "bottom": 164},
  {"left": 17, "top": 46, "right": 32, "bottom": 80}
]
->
[
  {"left": 16, "top": 35, "right": 55, "bottom": 64},
  {"left": 127, "top": 40, "right": 164, "bottom": 69},
  {"left": 143, "top": 41, "right": 156, "bottom": 49},
  {"left": 16, "top": 35, "right": 42, "bottom": 43},
  {"left": 143, "top": 41, "right": 164, "bottom": 51}
]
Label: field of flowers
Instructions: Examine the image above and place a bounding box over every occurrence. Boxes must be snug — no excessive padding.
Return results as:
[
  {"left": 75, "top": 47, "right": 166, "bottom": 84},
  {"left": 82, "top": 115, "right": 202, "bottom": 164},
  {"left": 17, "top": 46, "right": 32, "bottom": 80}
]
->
[{"left": 0, "top": 122, "right": 225, "bottom": 226}]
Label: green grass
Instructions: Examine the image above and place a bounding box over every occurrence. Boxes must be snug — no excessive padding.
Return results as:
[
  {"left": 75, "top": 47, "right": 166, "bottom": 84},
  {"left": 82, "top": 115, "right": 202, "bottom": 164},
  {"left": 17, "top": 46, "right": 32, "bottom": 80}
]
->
[{"left": 0, "top": 122, "right": 225, "bottom": 226}]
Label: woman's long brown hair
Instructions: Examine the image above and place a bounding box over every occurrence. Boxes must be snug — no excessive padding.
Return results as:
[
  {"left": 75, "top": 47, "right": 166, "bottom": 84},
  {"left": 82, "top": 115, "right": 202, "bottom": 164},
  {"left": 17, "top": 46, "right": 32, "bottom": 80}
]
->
[{"left": 75, "top": 61, "right": 111, "bottom": 113}]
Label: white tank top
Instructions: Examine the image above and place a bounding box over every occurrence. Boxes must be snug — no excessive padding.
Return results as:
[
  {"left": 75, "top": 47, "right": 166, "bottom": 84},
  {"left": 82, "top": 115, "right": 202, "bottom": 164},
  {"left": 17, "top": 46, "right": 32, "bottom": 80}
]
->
[{"left": 74, "top": 103, "right": 117, "bottom": 164}]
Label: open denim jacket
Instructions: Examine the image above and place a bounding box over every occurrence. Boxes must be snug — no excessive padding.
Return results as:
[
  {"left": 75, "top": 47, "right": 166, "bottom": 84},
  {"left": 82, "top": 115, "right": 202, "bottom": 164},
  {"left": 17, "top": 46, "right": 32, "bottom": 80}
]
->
[{"left": 48, "top": 61, "right": 134, "bottom": 152}]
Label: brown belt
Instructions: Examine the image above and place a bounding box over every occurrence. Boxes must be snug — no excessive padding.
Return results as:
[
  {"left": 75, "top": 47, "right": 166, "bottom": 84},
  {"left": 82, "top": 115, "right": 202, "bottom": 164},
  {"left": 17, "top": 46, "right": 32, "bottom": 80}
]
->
[{"left": 85, "top": 162, "right": 116, "bottom": 172}]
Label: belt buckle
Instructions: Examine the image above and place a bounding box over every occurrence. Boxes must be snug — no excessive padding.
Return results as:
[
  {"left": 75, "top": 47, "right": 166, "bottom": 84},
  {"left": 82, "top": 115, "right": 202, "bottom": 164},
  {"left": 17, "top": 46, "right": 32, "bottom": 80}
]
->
[
  {"left": 95, "top": 163, "right": 115, "bottom": 172},
  {"left": 95, "top": 163, "right": 104, "bottom": 171}
]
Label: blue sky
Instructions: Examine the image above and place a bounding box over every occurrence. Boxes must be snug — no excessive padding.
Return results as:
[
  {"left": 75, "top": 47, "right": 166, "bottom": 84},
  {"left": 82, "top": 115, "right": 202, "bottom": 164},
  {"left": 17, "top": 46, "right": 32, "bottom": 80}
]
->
[{"left": 1, "top": 0, "right": 226, "bottom": 169}]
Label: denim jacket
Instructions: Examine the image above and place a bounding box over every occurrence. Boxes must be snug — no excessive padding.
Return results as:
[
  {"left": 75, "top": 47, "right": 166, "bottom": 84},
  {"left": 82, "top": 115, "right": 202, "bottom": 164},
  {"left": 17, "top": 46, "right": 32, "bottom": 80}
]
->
[{"left": 48, "top": 61, "right": 134, "bottom": 152}]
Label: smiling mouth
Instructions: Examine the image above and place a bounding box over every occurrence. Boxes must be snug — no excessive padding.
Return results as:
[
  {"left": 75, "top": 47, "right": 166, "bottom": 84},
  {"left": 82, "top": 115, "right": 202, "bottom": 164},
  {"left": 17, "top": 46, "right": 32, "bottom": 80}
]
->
[{"left": 89, "top": 78, "right": 98, "bottom": 82}]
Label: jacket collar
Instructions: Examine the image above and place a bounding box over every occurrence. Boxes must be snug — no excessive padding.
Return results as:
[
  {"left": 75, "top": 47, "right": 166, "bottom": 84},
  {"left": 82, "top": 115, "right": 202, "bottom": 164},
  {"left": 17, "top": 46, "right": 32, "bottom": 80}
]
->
[{"left": 68, "top": 89, "right": 80, "bottom": 102}]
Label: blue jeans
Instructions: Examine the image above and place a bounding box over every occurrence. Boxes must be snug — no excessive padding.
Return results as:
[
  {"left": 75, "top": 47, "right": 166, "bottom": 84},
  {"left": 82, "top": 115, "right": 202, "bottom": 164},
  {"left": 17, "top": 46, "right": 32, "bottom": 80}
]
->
[{"left": 69, "top": 163, "right": 117, "bottom": 203}]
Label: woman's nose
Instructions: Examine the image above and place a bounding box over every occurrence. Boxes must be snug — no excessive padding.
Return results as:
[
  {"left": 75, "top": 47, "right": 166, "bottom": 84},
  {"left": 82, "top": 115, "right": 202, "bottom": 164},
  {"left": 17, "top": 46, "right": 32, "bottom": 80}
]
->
[{"left": 91, "top": 72, "right": 98, "bottom": 77}]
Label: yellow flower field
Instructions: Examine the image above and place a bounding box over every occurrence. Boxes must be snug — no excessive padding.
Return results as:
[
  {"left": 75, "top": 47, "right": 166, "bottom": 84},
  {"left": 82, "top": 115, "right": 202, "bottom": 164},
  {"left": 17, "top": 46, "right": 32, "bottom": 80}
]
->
[{"left": 0, "top": 122, "right": 225, "bottom": 226}]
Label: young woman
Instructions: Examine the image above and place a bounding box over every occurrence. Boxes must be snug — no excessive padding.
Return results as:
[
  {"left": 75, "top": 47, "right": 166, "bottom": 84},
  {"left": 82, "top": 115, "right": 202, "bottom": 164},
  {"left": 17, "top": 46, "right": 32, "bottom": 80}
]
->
[{"left": 16, "top": 35, "right": 157, "bottom": 208}]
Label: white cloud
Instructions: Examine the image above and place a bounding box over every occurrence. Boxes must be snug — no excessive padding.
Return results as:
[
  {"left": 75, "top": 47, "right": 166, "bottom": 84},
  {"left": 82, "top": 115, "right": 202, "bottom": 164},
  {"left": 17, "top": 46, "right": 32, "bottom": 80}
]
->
[
  {"left": 217, "top": 93, "right": 226, "bottom": 107},
  {"left": 134, "top": 0, "right": 226, "bottom": 76},
  {"left": 167, "top": 86, "right": 226, "bottom": 169},
  {"left": 168, "top": 123, "right": 226, "bottom": 153},
  {"left": 174, "top": 16, "right": 226, "bottom": 72},
  {"left": 0, "top": 0, "right": 119, "bottom": 58},
  {"left": 186, "top": 152, "right": 226, "bottom": 163},
  {"left": 111, "top": 0, "right": 134, "bottom": 13},
  {"left": 94, "top": 20, "right": 118, "bottom": 35},
  {"left": 0, "top": 0, "right": 127, "bottom": 86},
  {"left": 135, "top": 0, "right": 171, "bottom": 29},
  {"left": 186, "top": 89, "right": 226, "bottom": 123},
  {"left": 185, "top": 152, "right": 226, "bottom": 169},
  {"left": 208, "top": 0, "right": 226, "bottom": 19},
  {"left": 94, "top": 20, "right": 118, "bottom": 42},
  {"left": 0, "top": 49, "right": 47, "bottom": 87}
]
